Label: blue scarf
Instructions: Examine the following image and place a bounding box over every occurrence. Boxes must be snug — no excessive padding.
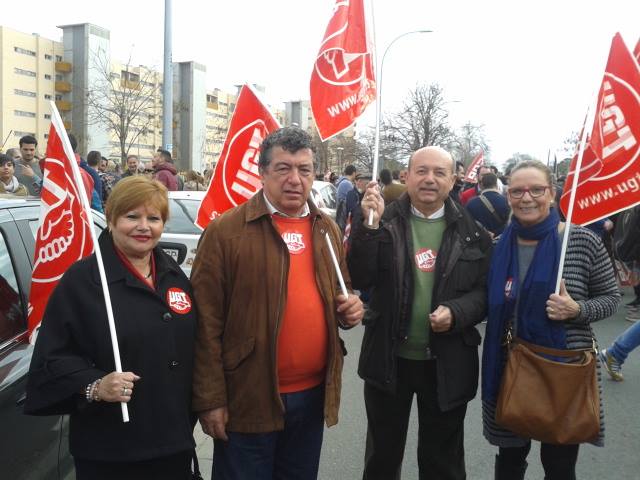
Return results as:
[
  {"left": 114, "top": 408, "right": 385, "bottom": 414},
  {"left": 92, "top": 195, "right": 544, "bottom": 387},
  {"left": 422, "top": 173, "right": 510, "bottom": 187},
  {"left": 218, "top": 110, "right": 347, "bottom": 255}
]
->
[{"left": 482, "top": 208, "right": 566, "bottom": 402}]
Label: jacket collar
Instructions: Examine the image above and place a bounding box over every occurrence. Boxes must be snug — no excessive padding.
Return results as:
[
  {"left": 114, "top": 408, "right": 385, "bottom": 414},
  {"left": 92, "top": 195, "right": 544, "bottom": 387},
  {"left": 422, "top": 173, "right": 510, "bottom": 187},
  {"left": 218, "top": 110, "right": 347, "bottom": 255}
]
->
[{"left": 245, "top": 189, "right": 322, "bottom": 223}]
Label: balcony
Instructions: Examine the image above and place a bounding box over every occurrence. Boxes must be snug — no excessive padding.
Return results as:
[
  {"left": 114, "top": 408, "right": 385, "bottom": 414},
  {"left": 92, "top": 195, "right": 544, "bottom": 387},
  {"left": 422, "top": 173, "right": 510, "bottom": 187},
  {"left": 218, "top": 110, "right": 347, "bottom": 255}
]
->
[
  {"left": 121, "top": 79, "right": 140, "bottom": 90},
  {"left": 55, "top": 61, "right": 72, "bottom": 73},
  {"left": 55, "top": 100, "right": 72, "bottom": 112},
  {"left": 54, "top": 81, "right": 72, "bottom": 93}
]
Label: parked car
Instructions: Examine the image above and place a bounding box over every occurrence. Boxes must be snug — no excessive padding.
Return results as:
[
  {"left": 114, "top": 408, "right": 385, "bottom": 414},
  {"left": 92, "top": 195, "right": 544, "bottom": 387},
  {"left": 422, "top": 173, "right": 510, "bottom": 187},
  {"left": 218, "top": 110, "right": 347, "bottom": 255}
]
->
[
  {"left": 0, "top": 197, "right": 88, "bottom": 479},
  {"left": 163, "top": 191, "right": 206, "bottom": 276},
  {"left": 312, "top": 180, "right": 337, "bottom": 219}
]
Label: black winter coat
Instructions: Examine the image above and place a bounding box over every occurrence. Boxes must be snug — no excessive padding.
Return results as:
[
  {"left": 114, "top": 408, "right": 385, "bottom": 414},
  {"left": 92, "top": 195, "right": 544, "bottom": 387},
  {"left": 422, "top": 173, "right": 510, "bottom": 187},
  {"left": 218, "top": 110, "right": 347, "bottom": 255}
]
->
[
  {"left": 348, "top": 195, "right": 492, "bottom": 411},
  {"left": 25, "top": 231, "right": 197, "bottom": 462}
]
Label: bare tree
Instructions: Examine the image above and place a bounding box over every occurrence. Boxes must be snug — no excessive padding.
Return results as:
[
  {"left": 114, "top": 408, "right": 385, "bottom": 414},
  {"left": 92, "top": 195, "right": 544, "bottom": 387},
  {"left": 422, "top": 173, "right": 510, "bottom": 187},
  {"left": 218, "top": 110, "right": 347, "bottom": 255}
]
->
[
  {"left": 383, "top": 83, "right": 454, "bottom": 159},
  {"left": 502, "top": 152, "right": 538, "bottom": 175},
  {"left": 86, "top": 49, "right": 161, "bottom": 163},
  {"left": 448, "top": 122, "right": 490, "bottom": 167},
  {"left": 354, "top": 127, "right": 405, "bottom": 175}
]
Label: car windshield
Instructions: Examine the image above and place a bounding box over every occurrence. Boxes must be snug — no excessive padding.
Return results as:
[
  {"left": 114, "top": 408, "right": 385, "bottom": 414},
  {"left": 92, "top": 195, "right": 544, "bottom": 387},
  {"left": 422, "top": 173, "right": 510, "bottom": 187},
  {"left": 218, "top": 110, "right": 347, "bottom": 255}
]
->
[{"left": 164, "top": 198, "right": 202, "bottom": 234}]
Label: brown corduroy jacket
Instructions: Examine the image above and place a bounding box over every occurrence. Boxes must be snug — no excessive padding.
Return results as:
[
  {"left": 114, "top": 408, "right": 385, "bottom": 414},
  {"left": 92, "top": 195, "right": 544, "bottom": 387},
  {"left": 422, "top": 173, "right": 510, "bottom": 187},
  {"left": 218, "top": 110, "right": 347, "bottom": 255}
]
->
[{"left": 190, "top": 191, "right": 351, "bottom": 433}]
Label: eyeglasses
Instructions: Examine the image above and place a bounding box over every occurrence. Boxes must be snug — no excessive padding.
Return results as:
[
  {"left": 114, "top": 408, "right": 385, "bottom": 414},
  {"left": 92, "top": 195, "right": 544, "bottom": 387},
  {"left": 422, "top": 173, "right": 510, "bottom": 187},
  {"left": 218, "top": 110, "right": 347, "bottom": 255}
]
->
[{"left": 508, "top": 186, "right": 550, "bottom": 199}]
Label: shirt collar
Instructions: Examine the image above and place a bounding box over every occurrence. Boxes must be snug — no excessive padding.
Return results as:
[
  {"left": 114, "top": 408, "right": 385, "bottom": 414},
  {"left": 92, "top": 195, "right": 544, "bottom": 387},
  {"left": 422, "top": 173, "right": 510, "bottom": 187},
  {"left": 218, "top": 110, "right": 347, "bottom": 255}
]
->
[
  {"left": 263, "top": 192, "right": 310, "bottom": 218},
  {"left": 411, "top": 203, "right": 445, "bottom": 219}
]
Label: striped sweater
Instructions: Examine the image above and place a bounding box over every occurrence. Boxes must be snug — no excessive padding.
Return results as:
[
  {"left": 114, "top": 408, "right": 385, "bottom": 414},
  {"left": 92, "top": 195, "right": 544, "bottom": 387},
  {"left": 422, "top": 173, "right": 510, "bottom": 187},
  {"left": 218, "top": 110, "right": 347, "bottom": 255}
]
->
[{"left": 482, "top": 225, "right": 620, "bottom": 447}]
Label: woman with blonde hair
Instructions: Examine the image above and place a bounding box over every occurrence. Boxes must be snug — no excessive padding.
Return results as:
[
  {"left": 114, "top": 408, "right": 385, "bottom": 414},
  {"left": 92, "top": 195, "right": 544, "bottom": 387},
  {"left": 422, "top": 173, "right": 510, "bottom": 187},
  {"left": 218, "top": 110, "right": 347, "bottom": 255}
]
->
[{"left": 26, "top": 176, "right": 198, "bottom": 480}]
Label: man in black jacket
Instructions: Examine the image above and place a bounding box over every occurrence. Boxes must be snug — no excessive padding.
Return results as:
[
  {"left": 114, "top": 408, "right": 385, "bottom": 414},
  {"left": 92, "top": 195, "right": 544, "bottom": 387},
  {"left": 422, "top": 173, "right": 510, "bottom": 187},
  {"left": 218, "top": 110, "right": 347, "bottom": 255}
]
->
[{"left": 348, "top": 146, "right": 492, "bottom": 480}]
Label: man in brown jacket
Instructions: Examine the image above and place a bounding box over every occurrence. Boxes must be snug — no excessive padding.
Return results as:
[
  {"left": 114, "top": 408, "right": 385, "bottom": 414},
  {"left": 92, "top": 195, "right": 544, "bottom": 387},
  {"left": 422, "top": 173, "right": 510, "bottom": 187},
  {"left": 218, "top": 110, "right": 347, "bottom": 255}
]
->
[{"left": 191, "top": 127, "right": 363, "bottom": 480}]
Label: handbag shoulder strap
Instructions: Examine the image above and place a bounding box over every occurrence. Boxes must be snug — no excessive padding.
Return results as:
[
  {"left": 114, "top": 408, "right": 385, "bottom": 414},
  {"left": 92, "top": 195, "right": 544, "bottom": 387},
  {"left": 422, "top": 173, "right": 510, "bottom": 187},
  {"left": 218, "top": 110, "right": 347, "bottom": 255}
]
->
[{"left": 479, "top": 193, "right": 506, "bottom": 225}]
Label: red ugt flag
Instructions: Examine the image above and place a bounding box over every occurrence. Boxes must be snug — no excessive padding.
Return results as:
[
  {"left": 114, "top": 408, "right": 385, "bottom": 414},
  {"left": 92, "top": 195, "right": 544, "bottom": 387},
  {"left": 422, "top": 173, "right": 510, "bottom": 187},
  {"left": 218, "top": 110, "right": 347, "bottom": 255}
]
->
[
  {"left": 28, "top": 117, "right": 94, "bottom": 341},
  {"left": 463, "top": 150, "right": 484, "bottom": 183},
  {"left": 560, "top": 33, "right": 640, "bottom": 225},
  {"left": 310, "top": 0, "right": 376, "bottom": 141},
  {"left": 195, "top": 85, "right": 280, "bottom": 229}
]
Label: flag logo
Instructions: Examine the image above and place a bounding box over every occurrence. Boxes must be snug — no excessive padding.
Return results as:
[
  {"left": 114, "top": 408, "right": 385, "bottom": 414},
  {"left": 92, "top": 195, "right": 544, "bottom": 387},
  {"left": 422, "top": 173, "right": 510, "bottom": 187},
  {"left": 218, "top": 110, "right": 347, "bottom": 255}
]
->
[
  {"left": 282, "top": 232, "right": 306, "bottom": 254},
  {"left": 415, "top": 248, "right": 437, "bottom": 272},
  {"left": 166, "top": 287, "right": 192, "bottom": 314}
]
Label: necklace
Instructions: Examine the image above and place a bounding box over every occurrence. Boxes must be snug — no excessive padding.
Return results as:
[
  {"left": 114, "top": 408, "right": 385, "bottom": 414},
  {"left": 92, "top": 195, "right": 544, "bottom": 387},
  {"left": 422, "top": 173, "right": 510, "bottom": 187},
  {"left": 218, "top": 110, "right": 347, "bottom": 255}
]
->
[{"left": 144, "top": 270, "right": 152, "bottom": 279}]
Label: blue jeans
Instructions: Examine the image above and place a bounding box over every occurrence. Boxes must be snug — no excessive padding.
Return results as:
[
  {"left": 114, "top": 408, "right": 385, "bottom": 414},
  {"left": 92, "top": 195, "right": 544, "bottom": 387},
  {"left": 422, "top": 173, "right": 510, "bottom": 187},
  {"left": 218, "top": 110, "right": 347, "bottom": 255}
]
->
[
  {"left": 609, "top": 320, "right": 640, "bottom": 364},
  {"left": 212, "top": 384, "right": 325, "bottom": 480}
]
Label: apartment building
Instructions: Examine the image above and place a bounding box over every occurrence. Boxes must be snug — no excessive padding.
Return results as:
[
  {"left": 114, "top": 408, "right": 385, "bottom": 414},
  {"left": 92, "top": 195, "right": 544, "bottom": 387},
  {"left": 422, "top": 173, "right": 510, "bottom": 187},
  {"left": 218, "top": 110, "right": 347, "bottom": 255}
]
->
[{"left": 0, "top": 26, "right": 67, "bottom": 153}]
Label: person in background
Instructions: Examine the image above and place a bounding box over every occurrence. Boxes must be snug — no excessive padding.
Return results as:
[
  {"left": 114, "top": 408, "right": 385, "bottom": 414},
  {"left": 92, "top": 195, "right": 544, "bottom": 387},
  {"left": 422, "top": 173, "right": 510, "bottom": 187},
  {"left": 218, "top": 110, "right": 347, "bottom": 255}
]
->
[
  {"left": 16, "top": 135, "right": 42, "bottom": 195},
  {"left": 100, "top": 160, "right": 122, "bottom": 203},
  {"left": 450, "top": 161, "right": 466, "bottom": 203},
  {"left": 398, "top": 169, "right": 408, "bottom": 184},
  {"left": 466, "top": 173, "right": 510, "bottom": 237},
  {"left": 336, "top": 165, "right": 357, "bottom": 203},
  {"left": 349, "top": 146, "right": 492, "bottom": 480},
  {"left": 460, "top": 165, "right": 492, "bottom": 206},
  {"left": 482, "top": 160, "right": 619, "bottom": 480},
  {"left": 152, "top": 150, "right": 178, "bottom": 191},
  {"left": 379, "top": 168, "right": 406, "bottom": 206},
  {"left": 84, "top": 149, "right": 105, "bottom": 210},
  {"left": 0, "top": 154, "right": 28, "bottom": 196},
  {"left": 67, "top": 135, "right": 101, "bottom": 211},
  {"left": 123, "top": 155, "right": 140, "bottom": 178},
  {"left": 25, "top": 176, "right": 198, "bottom": 479}
]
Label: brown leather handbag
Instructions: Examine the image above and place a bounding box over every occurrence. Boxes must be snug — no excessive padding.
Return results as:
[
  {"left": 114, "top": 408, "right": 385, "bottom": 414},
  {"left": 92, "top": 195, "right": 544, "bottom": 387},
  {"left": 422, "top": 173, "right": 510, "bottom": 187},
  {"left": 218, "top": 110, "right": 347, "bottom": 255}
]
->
[{"left": 495, "top": 334, "right": 600, "bottom": 445}]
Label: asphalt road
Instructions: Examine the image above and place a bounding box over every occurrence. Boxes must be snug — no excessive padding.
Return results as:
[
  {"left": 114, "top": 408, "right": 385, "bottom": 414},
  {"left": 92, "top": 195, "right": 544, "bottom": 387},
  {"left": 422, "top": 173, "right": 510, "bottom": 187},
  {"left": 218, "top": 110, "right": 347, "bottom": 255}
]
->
[{"left": 195, "top": 286, "right": 640, "bottom": 479}]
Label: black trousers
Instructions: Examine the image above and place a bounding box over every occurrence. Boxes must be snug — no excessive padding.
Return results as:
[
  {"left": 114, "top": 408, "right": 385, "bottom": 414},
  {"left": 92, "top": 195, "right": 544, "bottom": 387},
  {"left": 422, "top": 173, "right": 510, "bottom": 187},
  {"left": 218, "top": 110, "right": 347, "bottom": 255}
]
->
[
  {"left": 497, "top": 442, "right": 579, "bottom": 480},
  {"left": 74, "top": 450, "right": 193, "bottom": 480},
  {"left": 363, "top": 358, "right": 467, "bottom": 480}
]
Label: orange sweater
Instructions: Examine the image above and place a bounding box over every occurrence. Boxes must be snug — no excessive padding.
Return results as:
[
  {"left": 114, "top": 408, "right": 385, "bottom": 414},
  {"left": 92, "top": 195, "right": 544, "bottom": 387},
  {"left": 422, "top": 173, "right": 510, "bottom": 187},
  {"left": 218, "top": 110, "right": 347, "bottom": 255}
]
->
[{"left": 272, "top": 215, "right": 328, "bottom": 393}]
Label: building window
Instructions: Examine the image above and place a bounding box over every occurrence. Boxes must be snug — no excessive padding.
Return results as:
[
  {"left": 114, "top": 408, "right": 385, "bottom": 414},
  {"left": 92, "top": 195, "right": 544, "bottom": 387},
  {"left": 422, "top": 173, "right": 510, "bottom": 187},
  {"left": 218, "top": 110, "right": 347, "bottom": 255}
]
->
[
  {"left": 45, "top": 54, "right": 53, "bottom": 60},
  {"left": 14, "top": 89, "right": 37, "bottom": 98},
  {"left": 15, "top": 110, "right": 36, "bottom": 118},
  {"left": 56, "top": 55, "right": 63, "bottom": 62},
  {"left": 121, "top": 70, "right": 140, "bottom": 82},
  {"left": 15, "top": 67, "right": 36, "bottom": 77},
  {"left": 14, "top": 46, "right": 36, "bottom": 57},
  {"left": 44, "top": 74, "right": 52, "bottom": 80},
  {"left": 14, "top": 131, "right": 36, "bottom": 137},
  {"left": 55, "top": 94, "right": 62, "bottom": 101},
  {"left": 44, "top": 134, "right": 49, "bottom": 139},
  {"left": 44, "top": 114, "right": 51, "bottom": 119},
  {"left": 55, "top": 74, "right": 63, "bottom": 81},
  {"left": 44, "top": 94, "right": 52, "bottom": 100}
]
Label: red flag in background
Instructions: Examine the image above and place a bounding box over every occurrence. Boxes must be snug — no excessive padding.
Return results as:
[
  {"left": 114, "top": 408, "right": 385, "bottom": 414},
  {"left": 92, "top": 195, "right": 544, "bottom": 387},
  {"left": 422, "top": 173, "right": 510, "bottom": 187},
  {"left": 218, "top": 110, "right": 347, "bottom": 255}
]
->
[
  {"left": 195, "top": 85, "right": 280, "bottom": 230},
  {"left": 463, "top": 150, "right": 484, "bottom": 183},
  {"left": 310, "top": 0, "right": 376, "bottom": 141},
  {"left": 560, "top": 33, "right": 640, "bottom": 225},
  {"left": 28, "top": 118, "right": 94, "bottom": 341}
]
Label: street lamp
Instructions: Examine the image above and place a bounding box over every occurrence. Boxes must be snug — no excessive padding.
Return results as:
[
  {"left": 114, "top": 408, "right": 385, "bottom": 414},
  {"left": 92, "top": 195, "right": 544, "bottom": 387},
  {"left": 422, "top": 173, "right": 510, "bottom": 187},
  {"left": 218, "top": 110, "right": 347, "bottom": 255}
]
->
[
  {"left": 336, "top": 146, "right": 344, "bottom": 171},
  {"left": 373, "top": 29, "right": 432, "bottom": 176}
]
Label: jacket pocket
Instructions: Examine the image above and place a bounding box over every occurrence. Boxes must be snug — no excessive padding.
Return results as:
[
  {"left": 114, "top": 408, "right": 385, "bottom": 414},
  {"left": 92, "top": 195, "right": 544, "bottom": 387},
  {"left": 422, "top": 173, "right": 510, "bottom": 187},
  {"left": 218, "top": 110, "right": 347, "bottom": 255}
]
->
[{"left": 222, "top": 337, "right": 255, "bottom": 371}]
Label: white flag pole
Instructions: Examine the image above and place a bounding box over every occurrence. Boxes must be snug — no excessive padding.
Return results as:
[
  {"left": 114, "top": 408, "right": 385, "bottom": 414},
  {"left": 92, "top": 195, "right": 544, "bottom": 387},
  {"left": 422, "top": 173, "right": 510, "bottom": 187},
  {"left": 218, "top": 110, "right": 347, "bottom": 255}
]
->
[
  {"left": 49, "top": 101, "right": 130, "bottom": 422},
  {"left": 324, "top": 233, "right": 349, "bottom": 298},
  {"left": 554, "top": 108, "right": 592, "bottom": 295},
  {"left": 368, "top": 0, "right": 380, "bottom": 227}
]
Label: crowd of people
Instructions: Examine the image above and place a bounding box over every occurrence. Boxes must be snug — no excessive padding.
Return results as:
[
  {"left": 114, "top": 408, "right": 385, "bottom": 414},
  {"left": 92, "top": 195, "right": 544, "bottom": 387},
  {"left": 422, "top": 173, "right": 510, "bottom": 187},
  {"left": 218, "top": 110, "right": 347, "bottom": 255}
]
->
[
  {"left": 12, "top": 126, "right": 639, "bottom": 480},
  {"left": 0, "top": 135, "right": 209, "bottom": 206}
]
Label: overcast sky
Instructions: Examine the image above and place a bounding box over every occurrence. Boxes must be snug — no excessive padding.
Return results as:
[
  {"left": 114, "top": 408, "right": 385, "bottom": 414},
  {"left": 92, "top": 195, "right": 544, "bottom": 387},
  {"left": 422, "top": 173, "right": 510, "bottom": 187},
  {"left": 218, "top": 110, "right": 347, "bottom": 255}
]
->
[{"left": 4, "top": 0, "right": 639, "bottom": 167}]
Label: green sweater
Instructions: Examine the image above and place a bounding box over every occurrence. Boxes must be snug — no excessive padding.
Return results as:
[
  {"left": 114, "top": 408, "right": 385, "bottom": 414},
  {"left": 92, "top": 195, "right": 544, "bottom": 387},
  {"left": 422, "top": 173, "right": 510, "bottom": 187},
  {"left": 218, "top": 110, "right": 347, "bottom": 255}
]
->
[{"left": 397, "top": 215, "right": 446, "bottom": 360}]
